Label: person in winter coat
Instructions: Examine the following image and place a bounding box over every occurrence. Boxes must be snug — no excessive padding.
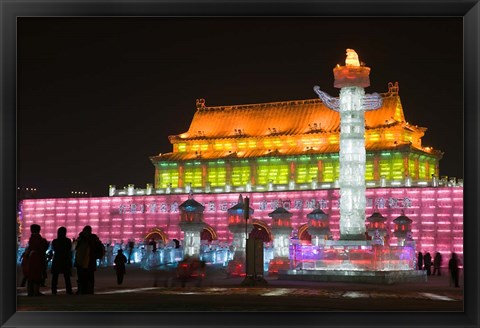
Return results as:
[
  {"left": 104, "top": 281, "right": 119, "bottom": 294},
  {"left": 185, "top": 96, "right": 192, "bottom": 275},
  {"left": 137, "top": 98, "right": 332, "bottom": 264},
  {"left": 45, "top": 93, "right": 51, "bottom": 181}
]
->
[
  {"left": 417, "top": 251, "right": 423, "bottom": 270},
  {"left": 51, "top": 227, "right": 73, "bottom": 295},
  {"left": 114, "top": 249, "right": 127, "bottom": 285},
  {"left": 423, "top": 252, "right": 432, "bottom": 276},
  {"left": 433, "top": 252, "right": 443, "bottom": 276},
  {"left": 448, "top": 252, "right": 460, "bottom": 287},
  {"left": 25, "top": 224, "right": 49, "bottom": 296},
  {"left": 74, "top": 225, "right": 105, "bottom": 294}
]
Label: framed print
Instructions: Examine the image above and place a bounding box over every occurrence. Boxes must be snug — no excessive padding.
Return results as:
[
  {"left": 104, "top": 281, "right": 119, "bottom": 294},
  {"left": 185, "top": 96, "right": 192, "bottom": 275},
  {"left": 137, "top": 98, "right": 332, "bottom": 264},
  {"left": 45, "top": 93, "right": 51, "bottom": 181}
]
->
[{"left": 1, "top": 1, "right": 479, "bottom": 327}]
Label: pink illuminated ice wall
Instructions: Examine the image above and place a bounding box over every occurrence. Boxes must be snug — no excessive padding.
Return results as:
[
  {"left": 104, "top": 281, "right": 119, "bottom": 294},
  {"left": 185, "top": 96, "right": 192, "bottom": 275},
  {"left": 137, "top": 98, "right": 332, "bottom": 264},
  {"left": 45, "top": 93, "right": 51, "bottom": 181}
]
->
[{"left": 19, "top": 187, "right": 463, "bottom": 257}]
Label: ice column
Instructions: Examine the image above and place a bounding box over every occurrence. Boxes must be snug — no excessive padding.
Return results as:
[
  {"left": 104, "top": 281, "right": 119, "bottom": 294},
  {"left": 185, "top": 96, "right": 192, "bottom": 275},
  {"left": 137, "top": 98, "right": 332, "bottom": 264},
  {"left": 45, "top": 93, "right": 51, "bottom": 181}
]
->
[
  {"left": 314, "top": 49, "right": 383, "bottom": 240},
  {"left": 338, "top": 86, "right": 367, "bottom": 239}
]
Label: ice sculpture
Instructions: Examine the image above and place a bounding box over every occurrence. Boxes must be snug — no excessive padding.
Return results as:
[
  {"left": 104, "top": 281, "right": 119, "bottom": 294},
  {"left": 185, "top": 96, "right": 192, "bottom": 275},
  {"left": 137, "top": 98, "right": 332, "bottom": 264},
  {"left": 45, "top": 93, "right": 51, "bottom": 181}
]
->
[{"left": 314, "top": 49, "right": 383, "bottom": 240}]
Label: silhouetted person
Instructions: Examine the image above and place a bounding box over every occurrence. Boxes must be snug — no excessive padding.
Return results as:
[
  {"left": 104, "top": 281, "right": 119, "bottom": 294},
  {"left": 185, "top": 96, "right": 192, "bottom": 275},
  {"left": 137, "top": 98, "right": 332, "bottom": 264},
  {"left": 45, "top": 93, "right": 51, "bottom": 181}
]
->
[
  {"left": 114, "top": 249, "right": 127, "bottom": 285},
  {"left": 25, "top": 224, "right": 49, "bottom": 296},
  {"left": 127, "top": 240, "right": 134, "bottom": 264},
  {"left": 448, "top": 252, "right": 460, "bottom": 287},
  {"left": 149, "top": 239, "right": 157, "bottom": 252},
  {"left": 433, "top": 252, "right": 442, "bottom": 276},
  {"left": 417, "top": 251, "right": 423, "bottom": 270},
  {"left": 74, "top": 225, "right": 105, "bottom": 294},
  {"left": 51, "top": 227, "right": 73, "bottom": 295},
  {"left": 173, "top": 239, "right": 180, "bottom": 249},
  {"left": 423, "top": 252, "right": 432, "bottom": 276}
]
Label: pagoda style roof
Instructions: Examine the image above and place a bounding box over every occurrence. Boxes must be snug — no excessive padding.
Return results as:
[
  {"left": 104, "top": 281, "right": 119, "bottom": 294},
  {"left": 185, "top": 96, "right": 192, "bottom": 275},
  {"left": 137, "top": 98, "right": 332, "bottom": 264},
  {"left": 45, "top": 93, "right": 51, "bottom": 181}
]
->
[
  {"left": 306, "top": 208, "right": 328, "bottom": 220},
  {"left": 366, "top": 212, "right": 387, "bottom": 222},
  {"left": 170, "top": 84, "right": 416, "bottom": 142},
  {"left": 179, "top": 198, "right": 205, "bottom": 212},
  {"left": 268, "top": 207, "right": 293, "bottom": 218},
  {"left": 393, "top": 214, "right": 412, "bottom": 224},
  {"left": 227, "top": 194, "right": 254, "bottom": 215}
]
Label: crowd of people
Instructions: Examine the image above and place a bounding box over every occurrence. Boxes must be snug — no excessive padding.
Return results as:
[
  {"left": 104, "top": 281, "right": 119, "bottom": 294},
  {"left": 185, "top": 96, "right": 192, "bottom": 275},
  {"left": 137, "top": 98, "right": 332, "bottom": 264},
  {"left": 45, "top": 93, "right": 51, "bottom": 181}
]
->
[
  {"left": 20, "top": 223, "right": 462, "bottom": 296},
  {"left": 20, "top": 224, "right": 114, "bottom": 296},
  {"left": 417, "top": 251, "right": 460, "bottom": 287}
]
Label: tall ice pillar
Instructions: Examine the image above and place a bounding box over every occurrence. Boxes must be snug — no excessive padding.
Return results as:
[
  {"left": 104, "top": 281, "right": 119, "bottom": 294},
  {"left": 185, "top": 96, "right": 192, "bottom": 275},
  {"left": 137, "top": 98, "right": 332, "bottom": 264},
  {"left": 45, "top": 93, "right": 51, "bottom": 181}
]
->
[{"left": 314, "top": 49, "right": 383, "bottom": 240}]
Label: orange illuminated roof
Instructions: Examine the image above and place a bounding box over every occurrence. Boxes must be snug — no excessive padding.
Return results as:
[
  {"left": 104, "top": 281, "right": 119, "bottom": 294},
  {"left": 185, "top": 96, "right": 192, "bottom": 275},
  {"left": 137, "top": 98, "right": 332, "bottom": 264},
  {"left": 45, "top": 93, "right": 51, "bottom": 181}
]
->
[{"left": 170, "top": 84, "right": 414, "bottom": 142}]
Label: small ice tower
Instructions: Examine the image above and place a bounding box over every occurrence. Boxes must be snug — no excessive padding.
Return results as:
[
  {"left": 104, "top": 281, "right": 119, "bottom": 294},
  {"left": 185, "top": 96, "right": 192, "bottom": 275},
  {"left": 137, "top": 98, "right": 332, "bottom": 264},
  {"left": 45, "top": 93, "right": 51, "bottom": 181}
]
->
[
  {"left": 393, "top": 211, "right": 413, "bottom": 246},
  {"left": 226, "top": 195, "right": 254, "bottom": 276},
  {"left": 179, "top": 193, "right": 206, "bottom": 257},
  {"left": 227, "top": 194, "right": 254, "bottom": 258},
  {"left": 314, "top": 49, "right": 383, "bottom": 240},
  {"left": 365, "top": 210, "right": 388, "bottom": 243},
  {"left": 268, "top": 205, "right": 293, "bottom": 274},
  {"left": 306, "top": 208, "right": 330, "bottom": 246}
]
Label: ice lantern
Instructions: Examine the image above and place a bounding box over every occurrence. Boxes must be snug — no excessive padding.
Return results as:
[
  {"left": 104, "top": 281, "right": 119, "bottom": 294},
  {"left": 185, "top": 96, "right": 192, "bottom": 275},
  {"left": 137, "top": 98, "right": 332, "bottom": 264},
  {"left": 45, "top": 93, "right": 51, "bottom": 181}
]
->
[
  {"left": 268, "top": 205, "right": 293, "bottom": 274},
  {"left": 227, "top": 194, "right": 254, "bottom": 257},
  {"left": 393, "top": 211, "right": 413, "bottom": 246},
  {"left": 178, "top": 194, "right": 206, "bottom": 257},
  {"left": 306, "top": 208, "right": 330, "bottom": 246},
  {"left": 226, "top": 194, "right": 254, "bottom": 277},
  {"left": 365, "top": 211, "right": 388, "bottom": 241}
]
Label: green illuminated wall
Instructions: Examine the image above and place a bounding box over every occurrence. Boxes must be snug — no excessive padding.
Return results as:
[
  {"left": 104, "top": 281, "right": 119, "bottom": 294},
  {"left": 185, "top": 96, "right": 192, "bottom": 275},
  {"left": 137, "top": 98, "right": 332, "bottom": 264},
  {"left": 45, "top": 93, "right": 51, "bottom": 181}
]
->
[
  {"left": 231, "top": 161, "right": 250, "bottom": 186},
  {"left": 296, "top": 162, "right": 318, "bottom": 183},
  {"left": 207, "top": 161, "right": 226, "bottom": 187},
  {"left": 257, "top": 158, "right": 289, "bottom": 185},
  {"left": 184, "top": 164, "right": 203, "bottom": 187},
  {"left": 378, "top": 152, "right": 404, "bottom": 180},
  {"left": 155, "top": 151, "right": 439, "bottom": 189},
  {"left": 156, "top": 163, "right": 179, "bottom": 188},
  {"left": 365, "top": 155, "right": 374, "bottom": 181}
]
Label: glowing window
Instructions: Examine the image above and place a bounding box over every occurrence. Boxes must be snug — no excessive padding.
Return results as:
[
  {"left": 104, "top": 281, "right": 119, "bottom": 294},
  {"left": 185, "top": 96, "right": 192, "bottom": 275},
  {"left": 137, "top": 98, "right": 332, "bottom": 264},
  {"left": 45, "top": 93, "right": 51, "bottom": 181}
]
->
[
  {"left": 157, "top": 164, "right": 179, "bottom": 188},
  {"left": 248, "top": 140, "right": 257, "bottom": 148},
  {"left": 328, "top": 135, "right": 338, "bottom": 144},
  {"left": 418, "top": 159, "right": 427, "bottom": 179},
  {"left": 238, "top": 141, "right": 247, "bottom": 149},
  {"left": 322, "top": 161, "right": 335, "bottom": 182},
  {"left": 296, "top": 163, "right": 318, "bottom": 184},
  {"left": 200, "top": 144, "right": 209, "bottom": 151},
  {"left": 184, "top": 167, "right": 202, "bottom": 187},
  {"left": 207, "top": 164, "right": 226, "bottom": 187},
  {"left": 273, "top": 139, "right": 282, "bottom": 147},
  {"left": 428, "top": 158, "right": 436, "bottom": 178},
  {"left": 302, "top": 138, "right": 313, "bottom": 146},
  {"left": 287, "top": 139, "right": 297, "bottom": 147},
  {"left": 231, "top": 164, "right": 251, "bottom": 186},
  {"left": 368, "top": 132, "right": 380, "bottom": 142},
  {"left": 178, "top": 143, "right": 187, "bottom": 152},
  {"left": 257, "top": 160, "right": 288, "bottom": 185},
  {"left": 214, "top": 142, "right": 224, "bottom": 151},
  {"left": 385, "top": 132, "right": 395, "bottom": 140},
  {"left": 191, "top": 144, "right": 200, "bottom": 151},
  {"left": 365, "top": 159, "right": 374, "bottom": 181},
  {"left": 403, "top": 133, "right": 413, "bottom": 143},
  {"left": 408, "top": 155, "right": 416, "bottom": 177}
]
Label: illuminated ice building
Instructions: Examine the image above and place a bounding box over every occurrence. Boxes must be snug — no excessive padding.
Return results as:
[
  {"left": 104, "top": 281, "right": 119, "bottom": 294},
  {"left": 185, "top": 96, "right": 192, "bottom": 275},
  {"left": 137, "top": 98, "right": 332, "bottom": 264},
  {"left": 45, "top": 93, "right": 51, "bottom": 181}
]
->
[{"left": 19, "top": 51, "right": 463, "bottom": 275}]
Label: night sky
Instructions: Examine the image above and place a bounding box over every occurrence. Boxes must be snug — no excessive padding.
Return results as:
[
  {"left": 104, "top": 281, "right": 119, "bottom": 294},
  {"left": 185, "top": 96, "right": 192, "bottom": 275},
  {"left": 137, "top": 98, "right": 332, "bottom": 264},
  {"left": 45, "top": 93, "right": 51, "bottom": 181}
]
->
[{"left": 18, "top": 17, "right": 463, "bottom": 198}]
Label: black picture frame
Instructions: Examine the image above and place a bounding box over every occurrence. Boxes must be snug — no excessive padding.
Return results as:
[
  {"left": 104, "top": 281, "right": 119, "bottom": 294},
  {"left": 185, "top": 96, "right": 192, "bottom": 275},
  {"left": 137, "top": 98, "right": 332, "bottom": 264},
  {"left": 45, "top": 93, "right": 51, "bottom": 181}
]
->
[{"left": 1, "top": 1, "right": 479, "bottom": 327}]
